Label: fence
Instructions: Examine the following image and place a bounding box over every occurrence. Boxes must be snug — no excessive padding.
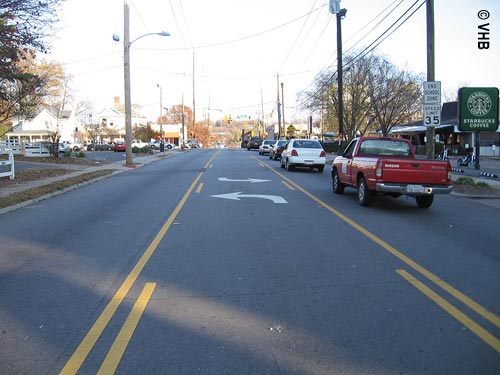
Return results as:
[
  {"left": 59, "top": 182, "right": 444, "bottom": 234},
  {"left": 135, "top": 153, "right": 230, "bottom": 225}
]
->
[
  {"left": 24, "top": 142, "right": 51, "bottom": 157},
  {"left": 0, "top": 140, "right": 22, "bottom": 155},
  {"left": 0, "top": 153, "right": 15, "bottom": 180}
]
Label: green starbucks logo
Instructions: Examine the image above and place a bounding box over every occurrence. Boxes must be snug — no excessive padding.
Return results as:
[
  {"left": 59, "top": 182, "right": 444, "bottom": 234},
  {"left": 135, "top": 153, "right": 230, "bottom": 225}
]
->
[{"left": 467, "top": 91, "right": 492, "bottom": 116}]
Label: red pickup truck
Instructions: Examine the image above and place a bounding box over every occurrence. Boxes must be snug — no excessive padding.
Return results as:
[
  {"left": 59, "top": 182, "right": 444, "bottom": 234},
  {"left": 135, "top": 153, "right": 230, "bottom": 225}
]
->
[{"left": 331, "top": 137, "right": 452, "bottom": 208}]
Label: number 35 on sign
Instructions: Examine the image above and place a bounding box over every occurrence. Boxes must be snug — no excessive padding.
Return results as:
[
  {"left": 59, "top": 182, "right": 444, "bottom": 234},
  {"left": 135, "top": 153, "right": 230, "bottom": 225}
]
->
[{"left": 423, "top": 104, "right": 441, "bottom": 126}]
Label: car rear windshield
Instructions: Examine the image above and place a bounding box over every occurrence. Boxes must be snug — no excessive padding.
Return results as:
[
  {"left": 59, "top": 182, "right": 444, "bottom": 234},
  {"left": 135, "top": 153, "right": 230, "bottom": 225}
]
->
[
  {"left": 293, "top": 140, "right": 322, "bottom": 149},
  {"left": 358, "top": 139, "right": 411, "bottom": 156}
]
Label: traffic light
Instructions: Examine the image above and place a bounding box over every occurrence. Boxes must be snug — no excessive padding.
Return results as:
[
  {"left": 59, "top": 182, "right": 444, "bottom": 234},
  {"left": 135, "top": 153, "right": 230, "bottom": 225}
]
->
[{"left": 227, "top": 116, "right": 232, "bottom": 124}]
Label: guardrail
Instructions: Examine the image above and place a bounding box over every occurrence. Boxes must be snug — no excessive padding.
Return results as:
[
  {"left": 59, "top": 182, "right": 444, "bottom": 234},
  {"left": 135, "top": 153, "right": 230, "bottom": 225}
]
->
[{"left": 0, "top": 153, "right": 15, "bottom": 180}]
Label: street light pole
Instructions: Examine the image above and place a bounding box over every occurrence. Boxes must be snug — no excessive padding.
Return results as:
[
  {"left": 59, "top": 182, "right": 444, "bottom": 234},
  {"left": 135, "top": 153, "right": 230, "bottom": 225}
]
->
[
  {"left": 157, "top": 84, "right": 164, "bottom": 152},
  {"left": 124, "top": 0, "right": 133, "bottom": 165},
  {"left": 336, "top": 8, "right": 347, "bottom": 141},
  {"left": 123, "top": 0, "right": 170, "bottom": 165}
]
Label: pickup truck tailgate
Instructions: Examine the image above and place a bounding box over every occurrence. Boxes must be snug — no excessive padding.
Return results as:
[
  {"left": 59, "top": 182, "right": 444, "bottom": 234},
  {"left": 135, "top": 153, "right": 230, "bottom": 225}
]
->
[{"left": 381, "top": 159, "right": 450, "bottom": 185}]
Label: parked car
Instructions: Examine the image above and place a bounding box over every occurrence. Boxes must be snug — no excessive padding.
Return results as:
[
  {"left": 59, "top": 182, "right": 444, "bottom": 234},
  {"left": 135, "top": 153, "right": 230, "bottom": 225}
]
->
[
  {"left": 131, "top": 140, "right": 148, "bottom": 148},
  {"left": 258, "top": 140, "right": 275, "bottom": 155},
  {"left": 67, "top": 142, "right": 83, "bottom": 151},
  {"left": 269, "top": 140, "right": 288, "bottom": 160},
  {"left": 280, "top": 139, "right": 326, "bottom": 172},
  {"left": 149, "top": 140, "right": 174, "bottom": 150},
  {"left": 246, "top": 136, "right": 263, "bottom": 150},
  {"left": 114, "top": 142, "right": 126, "bottom": 152},
  {"left": 87, "top": 142, "right": 113, "bottom": 151}
]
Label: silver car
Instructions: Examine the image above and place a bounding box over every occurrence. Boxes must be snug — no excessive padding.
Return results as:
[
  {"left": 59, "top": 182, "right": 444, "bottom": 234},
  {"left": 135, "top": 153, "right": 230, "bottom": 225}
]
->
[{"left": 258, "top": 140, "right": 275, "bottom": 155}]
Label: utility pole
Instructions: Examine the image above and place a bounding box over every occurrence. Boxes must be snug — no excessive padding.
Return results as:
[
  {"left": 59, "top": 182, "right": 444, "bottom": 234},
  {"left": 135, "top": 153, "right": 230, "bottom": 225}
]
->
[
  {"left": 426, "top": 0, "right": 435, "bottom": 160},
  {"left": 123, "top": 0, "right": 133, "bottom": 165},
  {"left": 192, "top": 53, "right": 196, "bottom": 136},
  {"left": 277, "top": 73, "right": 282, "bottom": 139},
  {"left": 336, "top": 9, "right": 346, "bottom": 140},
  {"left": 181, "top": 92, "right": 185, "bottom": 148},
  {"left": 281, "top": 82, "right": 285, "bottom": 138}
]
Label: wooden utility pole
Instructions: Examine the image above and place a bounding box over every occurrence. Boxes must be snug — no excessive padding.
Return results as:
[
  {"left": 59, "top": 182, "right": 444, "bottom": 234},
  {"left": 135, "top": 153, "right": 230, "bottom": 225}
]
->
[
  {"left": 123, "top": 0, "right": 133, "bottom": 165},
  {"left": 426, "top": 0, "right": 436, "bottom": 160},
  {"left": 277, "top": 73, "right": 282, "bottom": 139}
]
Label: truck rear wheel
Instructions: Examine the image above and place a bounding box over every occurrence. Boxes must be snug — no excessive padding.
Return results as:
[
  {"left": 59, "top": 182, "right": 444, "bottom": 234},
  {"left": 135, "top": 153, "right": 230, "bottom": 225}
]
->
[
  {"left": 357, "top": 177, "right": 373, "bottom": 206},
  {"left": 416, "top": 195, "right": 434, "bottom": 208}
]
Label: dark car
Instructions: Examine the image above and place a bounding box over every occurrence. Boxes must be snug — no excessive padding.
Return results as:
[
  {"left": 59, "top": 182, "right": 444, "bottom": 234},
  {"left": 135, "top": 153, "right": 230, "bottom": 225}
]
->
[
  {"left": 87, "top": 142, "right": 114, "bottom": 151},
  {"left": 269, "top": 140, "right": 288, "bottom": 160},
  {"left": 246, "top": 136, "right": 263, "bottom": 150}
]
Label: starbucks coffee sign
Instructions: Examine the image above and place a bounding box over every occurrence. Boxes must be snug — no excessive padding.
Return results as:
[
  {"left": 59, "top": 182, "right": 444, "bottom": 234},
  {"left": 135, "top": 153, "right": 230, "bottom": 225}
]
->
[{"left": 458, "top": 87, "right": 499, "bottom": 132}]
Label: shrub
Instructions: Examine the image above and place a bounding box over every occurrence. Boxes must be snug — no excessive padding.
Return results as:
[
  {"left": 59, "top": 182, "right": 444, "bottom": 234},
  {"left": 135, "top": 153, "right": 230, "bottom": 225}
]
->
[{"left": 454, "top": 176, "right": 475, "bottom": 185}]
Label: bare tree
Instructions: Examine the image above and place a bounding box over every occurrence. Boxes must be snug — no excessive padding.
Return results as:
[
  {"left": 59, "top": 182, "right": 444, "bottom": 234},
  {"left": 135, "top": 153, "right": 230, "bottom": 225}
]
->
[
  {"left": 367, "top": 56, "right": 423, "bottom": 136},
  {"left": 300, "top": 53, "right": 374, "bottom": 142}
]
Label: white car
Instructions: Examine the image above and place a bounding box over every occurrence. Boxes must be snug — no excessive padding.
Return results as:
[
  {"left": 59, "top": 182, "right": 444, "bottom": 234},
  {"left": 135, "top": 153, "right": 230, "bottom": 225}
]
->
[
  {"left": 280, "top": 138, "right": 326, "bottom": 173},
  {"left": 258, "top": 140, "right": 275, "bottom": 155}
]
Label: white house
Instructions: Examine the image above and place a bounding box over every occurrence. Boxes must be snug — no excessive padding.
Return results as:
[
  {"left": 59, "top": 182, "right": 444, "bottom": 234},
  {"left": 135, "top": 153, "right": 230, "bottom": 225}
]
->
[{"left": 5, "top": 105, "right": 78, "bottom": 144}]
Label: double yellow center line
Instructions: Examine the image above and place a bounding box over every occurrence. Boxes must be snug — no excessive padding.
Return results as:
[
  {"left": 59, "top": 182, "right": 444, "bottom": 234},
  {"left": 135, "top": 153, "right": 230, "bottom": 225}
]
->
[{"left": 59, "top": 154, "right": 218, "bottom": 375}]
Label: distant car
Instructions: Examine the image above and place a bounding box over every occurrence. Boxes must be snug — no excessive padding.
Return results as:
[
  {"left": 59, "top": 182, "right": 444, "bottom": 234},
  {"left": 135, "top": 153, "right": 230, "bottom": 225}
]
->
[
  {"left": 131, "top": 140, "right": 148, "bottom": 148},
  {"left": 114, "top": 142, "right": 126, "bottom": 152},
  {"left": 215, "top": 142, "right": 226, "bottom": 148},
  {"left": 246, "top": 136, "right": 263, "bottom": 150},
  {"left": 258, "top": 140, "right": 275, "bottom": 155},
  {"left": 58, "top": 143, "right": 70, "bottom": 153},
  {"left": 269, "top": 140, "right": 288, "bottom": 160},
  {"left": 186, "top": 139, "right": 202, "bottom": 148},
  {"left": 67, "top": 142, "right": 83, "bottom": 151},
  {"left": 87, "top": 143, "right": 113, "bottom": 151},
  {"left": 149, "top": 140, "right": 174, "bottom": 150},
  {"left": 280, "top": 138, "right": 326, "bottom": 172}
]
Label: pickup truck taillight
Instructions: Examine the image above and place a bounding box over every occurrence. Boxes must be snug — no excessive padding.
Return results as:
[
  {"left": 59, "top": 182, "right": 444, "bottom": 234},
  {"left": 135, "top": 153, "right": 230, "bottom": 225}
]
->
[
  {"left": 375, "top": 160, "right": 383, "bottom": 178},
  {"left": 291, "top": 149, "right": 298, "bottom": 156}
]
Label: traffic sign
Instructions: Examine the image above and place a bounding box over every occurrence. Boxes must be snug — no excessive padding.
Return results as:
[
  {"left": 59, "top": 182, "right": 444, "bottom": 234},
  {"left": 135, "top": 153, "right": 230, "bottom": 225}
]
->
[
  {"left": 423, "top": 81, "right": 441, "bottom": 104},
  {"left": 423, "top": 104, "right": 441, "bottom": 127},
  {"left": 423, "top": 81, "right": 441, "bottom": 127}
]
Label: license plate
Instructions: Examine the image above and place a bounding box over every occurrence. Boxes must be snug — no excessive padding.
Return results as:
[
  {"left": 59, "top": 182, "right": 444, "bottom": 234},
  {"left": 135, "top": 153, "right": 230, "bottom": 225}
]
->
[
  {"left": 407, "top": 184, "right": 424, "bottom": 193},
  {"left": 304, "top": 160, "right": 314, "bottom": 164}
]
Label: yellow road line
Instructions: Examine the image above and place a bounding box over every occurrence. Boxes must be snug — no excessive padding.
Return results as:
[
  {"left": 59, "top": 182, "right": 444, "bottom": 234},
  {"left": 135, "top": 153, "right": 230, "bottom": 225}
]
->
[
  {"left": 59, "top": 152, "right": 217, "bottom": 375},
  {"left": 97, "top": 283, "right": 156, "bottom": 375},
  {"left": 196, "top": 183, "right": 204, "bottom": 193},
  {"left": 281, "top": 180, "right": 295, "bottom": 190},
  {"left": 397, "top": 269, "right": 500, "bottom": 353},
  {"left": 257, "top": 158, "right": 500, "bottom": 330}
]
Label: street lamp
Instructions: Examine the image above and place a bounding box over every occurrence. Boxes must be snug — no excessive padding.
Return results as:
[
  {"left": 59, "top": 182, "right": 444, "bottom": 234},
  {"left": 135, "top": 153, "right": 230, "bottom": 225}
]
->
[
  {"left": 123, "top": 0, "right": 170, "bottom": 165},
  {"left": 157, "top": 84, "right": 164, "bottom": 152},
  {"left": 329, "top": 0, "right": 347, "bottom": 143}
]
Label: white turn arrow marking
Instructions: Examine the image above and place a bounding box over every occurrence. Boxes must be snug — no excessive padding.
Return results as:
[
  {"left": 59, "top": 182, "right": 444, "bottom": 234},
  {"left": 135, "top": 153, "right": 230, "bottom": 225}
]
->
[
  {"left": 218, "top": 178, "right": 271, "bottom": 183},
  {"left": 211, "top": 192, "right": 287, "bottom": 204}
]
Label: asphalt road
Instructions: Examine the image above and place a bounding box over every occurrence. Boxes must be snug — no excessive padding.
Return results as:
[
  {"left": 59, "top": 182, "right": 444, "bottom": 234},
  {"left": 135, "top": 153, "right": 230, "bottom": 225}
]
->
[{"left": 0, "top": 148, "right": 499, "bottom": 374}]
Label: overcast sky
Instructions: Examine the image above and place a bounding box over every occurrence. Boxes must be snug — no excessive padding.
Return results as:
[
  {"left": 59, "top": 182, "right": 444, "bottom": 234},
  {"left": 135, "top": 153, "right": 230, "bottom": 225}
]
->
[{"left": 48, "top": 0, "right": 499, "bottom": 122}]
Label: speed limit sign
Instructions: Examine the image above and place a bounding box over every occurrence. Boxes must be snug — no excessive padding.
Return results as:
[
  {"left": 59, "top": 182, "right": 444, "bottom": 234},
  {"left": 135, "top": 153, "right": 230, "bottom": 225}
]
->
[
  {"left": 423, "top": 81, "right": 441, "bottom": 127},
  {"left": 423, "top": 104, "right": 441, "bottom": 126}
]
